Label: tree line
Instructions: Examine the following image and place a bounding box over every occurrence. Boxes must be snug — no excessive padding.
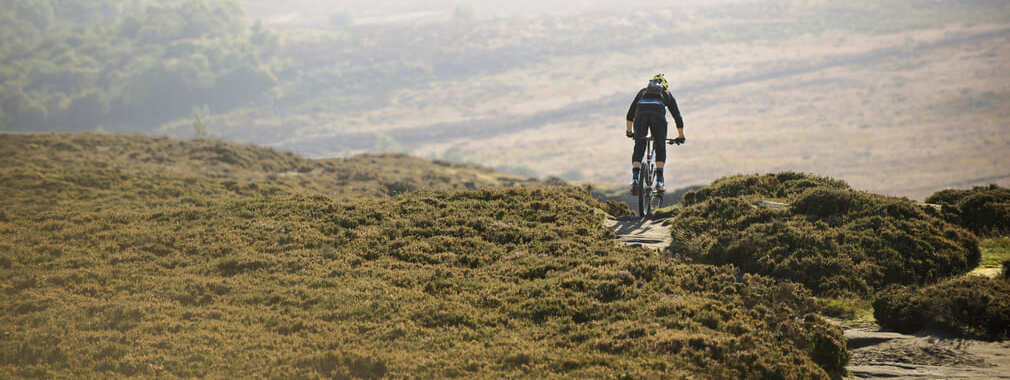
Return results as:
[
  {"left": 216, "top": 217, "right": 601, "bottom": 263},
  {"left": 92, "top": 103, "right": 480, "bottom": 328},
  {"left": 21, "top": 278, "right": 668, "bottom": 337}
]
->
[{"left": 0, "top": 0, "right": 280, "bottom": 132}]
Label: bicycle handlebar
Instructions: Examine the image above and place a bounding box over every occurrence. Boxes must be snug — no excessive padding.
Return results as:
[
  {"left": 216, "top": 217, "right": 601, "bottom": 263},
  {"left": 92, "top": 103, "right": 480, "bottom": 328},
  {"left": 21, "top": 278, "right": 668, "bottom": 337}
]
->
[{"left": 634, "top": 136, "right": 686, "bottom": 145}]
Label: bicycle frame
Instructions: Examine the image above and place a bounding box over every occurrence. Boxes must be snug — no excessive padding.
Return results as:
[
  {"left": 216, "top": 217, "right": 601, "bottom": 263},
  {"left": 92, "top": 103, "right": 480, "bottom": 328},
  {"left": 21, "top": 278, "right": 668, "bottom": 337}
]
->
[
  {"left": 636, "top": 137, "right": 661, "bottom": 217},
  {"left": 633, "top": 136, "right": 680, "bottom": 217}
]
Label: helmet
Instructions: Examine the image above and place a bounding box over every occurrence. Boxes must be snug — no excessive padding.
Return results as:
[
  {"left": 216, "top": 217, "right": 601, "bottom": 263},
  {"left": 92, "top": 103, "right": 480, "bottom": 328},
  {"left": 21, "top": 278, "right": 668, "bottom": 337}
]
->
[{"left": 651, "top": 73, "right": 669, "bottom": 89}]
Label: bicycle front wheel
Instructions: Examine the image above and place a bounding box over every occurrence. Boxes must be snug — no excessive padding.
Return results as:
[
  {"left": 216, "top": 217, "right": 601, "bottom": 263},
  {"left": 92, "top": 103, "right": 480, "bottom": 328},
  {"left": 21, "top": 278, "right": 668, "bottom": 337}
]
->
[{"left": 637, "top": 179, "right": 646, "bottom": 216}]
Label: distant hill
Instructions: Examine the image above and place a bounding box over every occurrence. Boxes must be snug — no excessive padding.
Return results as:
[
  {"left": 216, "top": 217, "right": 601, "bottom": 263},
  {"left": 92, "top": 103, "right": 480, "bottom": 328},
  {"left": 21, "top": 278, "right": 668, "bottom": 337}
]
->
[{"left": 0, "top": 133, "right": 846, "bottom": 378}]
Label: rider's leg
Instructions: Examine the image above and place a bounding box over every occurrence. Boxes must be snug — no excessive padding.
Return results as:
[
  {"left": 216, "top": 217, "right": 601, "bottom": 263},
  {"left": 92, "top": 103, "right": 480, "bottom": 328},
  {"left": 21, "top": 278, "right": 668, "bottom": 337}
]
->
[
  {"left": 632, "top": 141, "right": 648, "bottom": 164},
  {"left": 651, "top": 115, "right": 669, "bottom": 188},
  {"left": 631, "top": 114, "right": 650, "bottom": 183},
  {"left": 631, "top": 142, "right": 646, "bottom": 183}
]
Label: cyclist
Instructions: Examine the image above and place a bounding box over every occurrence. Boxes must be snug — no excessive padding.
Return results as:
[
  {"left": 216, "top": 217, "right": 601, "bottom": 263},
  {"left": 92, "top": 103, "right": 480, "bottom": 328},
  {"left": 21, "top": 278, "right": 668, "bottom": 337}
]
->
[{"left": 626, "top": 73, "right": 685, "bottom": 193}]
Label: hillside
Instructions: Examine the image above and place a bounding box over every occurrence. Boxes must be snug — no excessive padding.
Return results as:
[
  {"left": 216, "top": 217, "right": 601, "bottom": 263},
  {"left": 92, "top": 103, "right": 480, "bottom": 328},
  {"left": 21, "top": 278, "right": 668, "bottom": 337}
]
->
[
  {"left": 5, "top": 1, "right": 1008, "bottom": 199},
  {"left": 1, "top": 134, "right": 847, "bottom": 378},
  {"left": 0, "top": 133, "right": 534, "bottom": 202},
  {"left": 234, "top": 1, "right": 1010, "bottom": 199}
]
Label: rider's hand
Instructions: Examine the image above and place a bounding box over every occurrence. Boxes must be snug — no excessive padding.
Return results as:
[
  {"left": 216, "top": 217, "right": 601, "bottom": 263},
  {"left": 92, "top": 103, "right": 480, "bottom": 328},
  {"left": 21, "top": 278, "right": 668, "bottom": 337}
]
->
[
  {"left": 626, "top": 130, "right": 634, "bottom": 138},
  {"left": 670, "top": 137, "right": 686, "bottom": 145}
]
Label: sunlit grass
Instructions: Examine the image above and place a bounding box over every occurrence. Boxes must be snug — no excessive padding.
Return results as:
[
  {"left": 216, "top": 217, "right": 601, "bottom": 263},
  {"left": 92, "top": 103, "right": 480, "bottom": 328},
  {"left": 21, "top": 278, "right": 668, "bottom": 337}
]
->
[
  {"left": 979, "top": 237, "right": 1010, "bottom": 267},
  {"left": 970, "top": 237, "right": 1010, "bottom": 277},
  {"left": 815, "top": 297, "right": 875, "bottom": 323}
]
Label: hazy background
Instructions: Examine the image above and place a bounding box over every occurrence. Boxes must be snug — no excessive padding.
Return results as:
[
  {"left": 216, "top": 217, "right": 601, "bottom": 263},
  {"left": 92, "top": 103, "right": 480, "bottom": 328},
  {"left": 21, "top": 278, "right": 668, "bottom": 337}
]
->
[{"left": 2, "top": 0, "right": 1008, "bottom": 199}]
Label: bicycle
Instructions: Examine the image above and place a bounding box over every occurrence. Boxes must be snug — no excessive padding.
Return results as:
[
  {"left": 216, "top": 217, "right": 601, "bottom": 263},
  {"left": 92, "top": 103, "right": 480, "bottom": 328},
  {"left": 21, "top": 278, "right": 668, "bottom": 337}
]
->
[{"left": 633, "top": 136, "right": 683, "bottom": 218}]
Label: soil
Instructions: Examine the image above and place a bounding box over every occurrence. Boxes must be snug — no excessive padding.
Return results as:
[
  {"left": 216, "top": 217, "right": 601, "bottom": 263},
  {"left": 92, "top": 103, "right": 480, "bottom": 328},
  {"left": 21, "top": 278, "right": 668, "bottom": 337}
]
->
[
  {"left": 837, "top": 320, "right": 1010, "bottom": 379},
  {"left": 604, "top": 215, "right": 672, "bottom": 250}
]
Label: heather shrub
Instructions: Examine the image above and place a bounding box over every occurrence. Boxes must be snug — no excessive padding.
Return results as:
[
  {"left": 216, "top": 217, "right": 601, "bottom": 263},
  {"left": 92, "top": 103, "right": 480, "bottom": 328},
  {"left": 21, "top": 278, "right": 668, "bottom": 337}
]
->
[
  {"left": 926, "top": 185, "right": 1010, "bottom": 237},
  {"left": 873, "top": 276, "right": 1010, "bottom": 340},
  {"left": 671, "top": 173, "right": 979, "bottom": 296},
  {"left": 792, "top": 187, "right": 859, "bottom": 218},
  {"left": 682, "top": 172, "right": 848, "bottom": 206},
  {"left": 0, "top": 133, "right": 537, "bottom": 202},
  {"left": 926, "top": 188, "right": 969, "bottom": 206},
  {"left": 0, "top": 134, "right": 848, "bottom": 379}
]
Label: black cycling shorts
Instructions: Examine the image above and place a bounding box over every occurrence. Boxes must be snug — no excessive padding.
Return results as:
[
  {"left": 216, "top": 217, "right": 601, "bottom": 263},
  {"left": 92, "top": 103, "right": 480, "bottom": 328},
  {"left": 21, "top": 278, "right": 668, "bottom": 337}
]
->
[{"left": 632, "top": 103, "right": 668, "bottom": 163}]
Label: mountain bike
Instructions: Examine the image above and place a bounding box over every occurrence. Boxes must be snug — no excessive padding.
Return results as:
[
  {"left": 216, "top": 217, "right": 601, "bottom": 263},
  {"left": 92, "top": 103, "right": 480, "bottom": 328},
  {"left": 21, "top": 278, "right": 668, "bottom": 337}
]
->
[{"left": 634, "top": 136, "right": 682, "bottom": 218}]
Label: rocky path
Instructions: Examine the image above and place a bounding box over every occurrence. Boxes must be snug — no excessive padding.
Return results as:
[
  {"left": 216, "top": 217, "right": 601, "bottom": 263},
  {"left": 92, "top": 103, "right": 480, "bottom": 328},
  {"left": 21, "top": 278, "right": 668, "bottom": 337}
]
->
[
  {"left": 839, "top": 320, "right": 1010, "bottom": 379},
  {"left": 604, "top": 215, "right": 672, "bottom": 250}
]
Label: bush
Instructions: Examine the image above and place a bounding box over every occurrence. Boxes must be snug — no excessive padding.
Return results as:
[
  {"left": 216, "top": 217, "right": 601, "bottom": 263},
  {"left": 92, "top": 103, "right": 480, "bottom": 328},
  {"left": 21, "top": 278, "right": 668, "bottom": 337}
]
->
[
  {"left": 0, "top": 134, "right": 848, "bottom": 379},
  {"left": 670, "top": 173, "right": 980, "bottom": 296},
  {"left": 957, "top": 190, "right": 1010, "bottom": 236},
  {"left": 873, "top": 276, "right": 1010, "bottom": 340},
  {"left": 792, "top": 187, "right": 858, "bottom": 218},
  {"left": 1, "top": 0, "right": 277, "bottom": 133},
  {"left": 682, "top": 172, "right": 848, "bottom": 206},
  {"left": 926, "top": 185, "right": 1010, "bottom": 237}
]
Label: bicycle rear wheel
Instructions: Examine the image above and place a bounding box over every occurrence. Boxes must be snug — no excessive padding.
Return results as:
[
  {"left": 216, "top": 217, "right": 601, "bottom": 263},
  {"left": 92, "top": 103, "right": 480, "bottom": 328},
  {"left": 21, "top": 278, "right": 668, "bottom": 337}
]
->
[{"left": 637, "top": 166, "right": 649, "bottom": 216}]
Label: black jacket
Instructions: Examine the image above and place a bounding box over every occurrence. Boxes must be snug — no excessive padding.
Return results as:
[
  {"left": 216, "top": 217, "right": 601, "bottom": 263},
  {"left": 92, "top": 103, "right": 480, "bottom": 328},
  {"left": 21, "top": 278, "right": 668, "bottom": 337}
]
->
[{"left": 626, "top": 88, "right": 684, "bottom": 129}]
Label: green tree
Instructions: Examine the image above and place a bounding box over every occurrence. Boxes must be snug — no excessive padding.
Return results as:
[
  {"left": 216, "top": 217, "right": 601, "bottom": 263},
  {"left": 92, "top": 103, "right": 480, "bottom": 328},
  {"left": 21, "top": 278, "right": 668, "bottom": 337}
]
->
[
  {"left": 210, "top": 65, "right": 276, "bottom": 110},
  {"left": 1, "top": 0, "right": 277, "bottom": 133}
]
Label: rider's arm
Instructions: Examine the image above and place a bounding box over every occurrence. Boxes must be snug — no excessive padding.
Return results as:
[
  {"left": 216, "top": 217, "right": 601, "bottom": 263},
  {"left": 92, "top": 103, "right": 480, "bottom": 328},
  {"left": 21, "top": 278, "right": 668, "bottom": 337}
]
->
[
  {"left": 626, "top": 89, "right": 645, "bottom": 123},
  {"left": 664, "top": 92, "right": 685, "bottom": 130}
]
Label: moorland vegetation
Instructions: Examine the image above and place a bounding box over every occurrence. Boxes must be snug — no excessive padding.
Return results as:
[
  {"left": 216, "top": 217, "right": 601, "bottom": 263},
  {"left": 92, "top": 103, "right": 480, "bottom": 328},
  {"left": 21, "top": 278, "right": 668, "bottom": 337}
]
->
[
  {"left": 1, "top": 0, "right": 279, "bottom": 132},
  {"left": 926, "top": 185, "right": 1010, "bottom": 237},
  {"left": 666, "top": 173, "right": 980, "bottom": 297},
  {"left": 869, "top": 191, "right": 1010, "bottom": 341},
  {"left": 669, "top": 173, "right": 1010, "bottom": 341},
  {"left": 0, "top": 133, "right": 533, "bottom": 202},
  {"left": 873, "top": 274, "right": 1010, "bottom": 341},
  {"left": 0, "top": 134, "right": 847, "bottom": 378}
]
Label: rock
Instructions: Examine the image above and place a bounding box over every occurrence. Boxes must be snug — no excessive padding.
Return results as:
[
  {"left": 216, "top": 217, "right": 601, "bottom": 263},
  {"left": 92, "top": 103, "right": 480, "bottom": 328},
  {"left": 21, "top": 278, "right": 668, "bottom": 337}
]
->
[{"left": 755, "top": 200, "right": 790, "bottom": 209}]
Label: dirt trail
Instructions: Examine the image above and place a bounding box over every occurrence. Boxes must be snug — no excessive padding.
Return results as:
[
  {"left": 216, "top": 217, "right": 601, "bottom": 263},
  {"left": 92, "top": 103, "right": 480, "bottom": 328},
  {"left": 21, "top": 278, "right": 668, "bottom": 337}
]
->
[
  {"left": 838, "top": 320, "right": 1010, "bottom": 379},
  {"left": 604, "top": 215, "right": 672, "bottom": 250}
]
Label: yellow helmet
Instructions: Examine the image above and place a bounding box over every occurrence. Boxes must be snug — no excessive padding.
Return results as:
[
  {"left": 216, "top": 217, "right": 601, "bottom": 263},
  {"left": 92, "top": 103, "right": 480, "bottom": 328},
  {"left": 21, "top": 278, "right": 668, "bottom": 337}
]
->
[{"left": 652, "top": 73, "right": 669, "bottom": 89}]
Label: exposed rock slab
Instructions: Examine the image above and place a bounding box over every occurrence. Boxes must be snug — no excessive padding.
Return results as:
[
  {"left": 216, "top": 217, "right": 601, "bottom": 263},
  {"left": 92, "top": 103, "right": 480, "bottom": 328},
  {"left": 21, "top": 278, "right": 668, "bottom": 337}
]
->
[
  {"left": 605, "top": 215, "right": 672, "bottom": 250},
  {"left": 836, "top": 320, "right": 1010, "bottom": 379}
]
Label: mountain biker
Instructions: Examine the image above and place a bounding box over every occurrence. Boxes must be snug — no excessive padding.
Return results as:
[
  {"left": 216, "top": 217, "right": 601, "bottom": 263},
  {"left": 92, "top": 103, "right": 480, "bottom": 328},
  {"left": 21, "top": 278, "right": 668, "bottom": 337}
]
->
[{"left": 626, "top": 73, "right": 685, "bottom": 193}]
